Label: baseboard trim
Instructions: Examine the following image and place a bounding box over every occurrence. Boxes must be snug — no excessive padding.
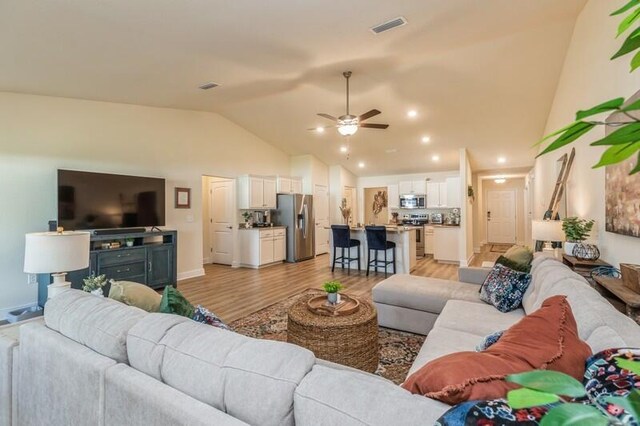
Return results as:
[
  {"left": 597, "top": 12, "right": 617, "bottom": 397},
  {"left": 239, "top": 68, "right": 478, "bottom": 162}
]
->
[
  {"left": 177, "top": 268, "right": 205, "bottom": 281},
  {"left": 0, "top": 302, "right": 38, "bottom": 321},
  {"left": 202, "top": 256, "right": 212, "bottom": 265}
]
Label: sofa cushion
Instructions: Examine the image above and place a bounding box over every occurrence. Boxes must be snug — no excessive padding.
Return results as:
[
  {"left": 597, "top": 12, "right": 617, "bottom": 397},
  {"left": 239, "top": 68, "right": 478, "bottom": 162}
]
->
[
  {"left": 372, "top": 274, "right": 482, "bottom": 314},
  {"left": 402, "top": 296, "right": 592, "bottom": 404},
  {"left": 127, "top": 313, "right": 315, "bottom": 426},
  {"left": 294, "top": 364, "right": 450, "bottom": 426},
  {"left": 480, "top": 264, "right": 532, "bottom": 312},
  {"left": 503, "top": 245, "right": 533, "bottom": 266},
  {"left": 45, "top": 289, "right": 147, "bottom": 364},
  {"left": 109, "top": 280, "right": 162, "bottom": 312},
  {"left": 434, "top": 300, "right": 524, "bottom": 337}
]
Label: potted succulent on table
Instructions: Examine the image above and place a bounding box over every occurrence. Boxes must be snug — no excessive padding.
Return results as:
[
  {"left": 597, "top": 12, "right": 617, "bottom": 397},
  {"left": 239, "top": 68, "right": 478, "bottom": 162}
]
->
[
  {"left": 562, "top": 217, "right": 595, "bottom": 256},
  {"left": 323, "top": 280, "right": 344, "bottom": 305}
]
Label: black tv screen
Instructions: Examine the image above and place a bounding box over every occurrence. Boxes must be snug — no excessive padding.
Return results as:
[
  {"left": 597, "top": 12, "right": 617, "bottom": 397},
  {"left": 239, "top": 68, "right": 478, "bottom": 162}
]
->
[{"left": 57, "top": 170, "right": 166, "bottom": 230}]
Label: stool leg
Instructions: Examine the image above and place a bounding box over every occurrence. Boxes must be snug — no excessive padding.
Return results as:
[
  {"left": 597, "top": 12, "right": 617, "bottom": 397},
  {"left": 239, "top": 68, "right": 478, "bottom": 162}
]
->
[
  {"left": 384, "top": 249, "right": 388, "bottom": 278},
  {"left": 366, "top": 249, "right": 371, "bottom": 276},
  {"left": 357, "top": 246, "right": 361, "bottom": 271},
  {"left": 341, "top": 247, "right": 345, "bottom": 270},
  {"left": 332, "top": 246, "right": 337, "bottom": 272},
  {"left": 347, "top": 246, "right": 351, "bottom": 275},
  {"left": 393, "top": 247, "right": 396, "bottom": 274}
]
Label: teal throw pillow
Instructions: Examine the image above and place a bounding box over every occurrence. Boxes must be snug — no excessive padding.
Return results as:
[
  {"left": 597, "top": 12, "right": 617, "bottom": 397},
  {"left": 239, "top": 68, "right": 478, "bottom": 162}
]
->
[{"left": 159, "top": 286, "right": 194, "bottom": 318}]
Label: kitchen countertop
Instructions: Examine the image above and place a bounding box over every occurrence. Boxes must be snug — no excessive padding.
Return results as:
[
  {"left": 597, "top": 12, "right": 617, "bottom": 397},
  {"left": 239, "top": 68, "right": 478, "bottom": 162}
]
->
[
  {"left": 325, "top": 225, "right": 416, "bottom": 233},
  {"left": 238, "top": 225, "right": 286, "bottom": 230},
  {"left": 425, "top": 224, "right": 460, "bottom": 228}
]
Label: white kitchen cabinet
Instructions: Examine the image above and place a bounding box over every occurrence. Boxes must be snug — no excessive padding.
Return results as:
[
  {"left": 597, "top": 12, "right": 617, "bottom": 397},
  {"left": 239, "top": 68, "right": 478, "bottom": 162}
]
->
[
  {"left": 387, "top": 184, "right": 399, "bottom": 209},
  {"left": 277, "top": 176, "right": 303, "bottom": 194},
  {"left": 238, "top": 175, "right": 278, "bottom": 209},
  {"left": 446, "top": 177, "right": 461, "bottom": 208},
  {"left": 426, "top": 182, "right": 441, "bottom": 208},
  {"left": 239, "top": 228, "right": 286, "bottom": 268},
  {"left": 438, "top": 182, "right": 448, "bottom": 208},
  {"left": 399, "top": 180, "right": 427, "bottom": 195},
  {"left": 433, "top": 226, "right": 460, "bottom": 263}
]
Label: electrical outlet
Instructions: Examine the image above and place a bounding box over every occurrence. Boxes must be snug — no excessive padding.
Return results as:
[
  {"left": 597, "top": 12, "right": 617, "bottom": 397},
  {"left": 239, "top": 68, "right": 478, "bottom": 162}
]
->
[{"left": 27, "top": 274, "right": 38, "bottom": 285}]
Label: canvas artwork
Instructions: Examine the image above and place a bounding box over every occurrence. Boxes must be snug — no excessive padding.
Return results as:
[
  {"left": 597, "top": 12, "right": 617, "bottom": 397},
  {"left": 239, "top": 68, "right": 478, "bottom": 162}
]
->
[{"left": 364, "top": 187, "right": 388, "bottom": 225}]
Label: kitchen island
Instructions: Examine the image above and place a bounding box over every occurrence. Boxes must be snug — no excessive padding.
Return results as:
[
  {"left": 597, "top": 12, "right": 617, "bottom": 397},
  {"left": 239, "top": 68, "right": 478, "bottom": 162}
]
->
[{"left": 327, "top": 226, "right": 417, "bottom": 274}]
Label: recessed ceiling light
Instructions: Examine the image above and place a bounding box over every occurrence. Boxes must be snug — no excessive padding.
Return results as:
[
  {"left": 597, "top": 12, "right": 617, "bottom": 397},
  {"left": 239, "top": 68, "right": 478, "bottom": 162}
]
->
[
  {"left": 198, "top": 82, "right": 219, "bottom": 90},
  {"left": 316, "top": 127, "right": 325, "bottom": 133},
  {"left": 495, "top": 178, "right": 507, "bottom": 184},
  {"left": 421, "top": 136, "right": 430, "bottom": 144},
  {"left": 358, "top": 162, "right": 365, "bottom": 168},
  {"left": 340, "top": 146, "right": 348, "bottom": 153},
  {"left": 431, "top": 155, "right": 440, "bottom": 162},
  {"left": 407, "top": 110, "right": 418, "bottom": 118},
  {"left": 497, "top": 156, "right": 506, "bottom": 164}
]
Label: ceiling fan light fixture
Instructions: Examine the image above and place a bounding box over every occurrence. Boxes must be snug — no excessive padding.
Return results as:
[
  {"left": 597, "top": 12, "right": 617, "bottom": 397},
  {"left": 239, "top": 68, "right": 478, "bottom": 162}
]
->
[{"left": 338, "top": 124, "right": 358, "bottom": 136}]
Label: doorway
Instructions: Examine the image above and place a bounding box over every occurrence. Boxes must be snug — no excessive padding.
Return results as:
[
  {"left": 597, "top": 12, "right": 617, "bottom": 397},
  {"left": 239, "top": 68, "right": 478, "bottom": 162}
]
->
[
  {"left": 202, "top": 176, "right": 235, "bottom": 266},
  {"left": 487, "top": 190, "right": 516, "bottom": 244},
  {"left": 314, "top": 184, "right": 329, "bottom": 255}
]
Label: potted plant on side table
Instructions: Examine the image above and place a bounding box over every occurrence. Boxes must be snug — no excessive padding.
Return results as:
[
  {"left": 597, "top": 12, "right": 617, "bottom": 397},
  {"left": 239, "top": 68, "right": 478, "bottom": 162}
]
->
[
  {"left": 561, "top": 217, "right": 595, "bottom": 257},
  {"left": 323, "top": 281, "right": 344, "bottom": 305}
]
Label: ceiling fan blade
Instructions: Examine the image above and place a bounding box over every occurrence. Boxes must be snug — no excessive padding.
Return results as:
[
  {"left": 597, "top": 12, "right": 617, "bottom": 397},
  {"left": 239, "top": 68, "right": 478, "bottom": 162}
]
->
[
  {"left": 360, "top": 123, "right": 389, "bottom": 129},
  {"left": 358, "top": 109, "right": 381, "bottom": 122},
  {"left": 317, "top": 113, "right": 338, "bottom": 122},
  {"left": 307, "top": 125, "right": 336, "bottom": 131}
]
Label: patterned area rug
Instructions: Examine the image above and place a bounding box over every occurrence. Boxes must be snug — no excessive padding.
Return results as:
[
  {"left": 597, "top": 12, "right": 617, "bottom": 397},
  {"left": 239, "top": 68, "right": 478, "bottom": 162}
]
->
[
  {"left": 490, "top": 243, "right": 513, "bottom": 253},
  {"left": 229, "top": 289, "right": 425, "bottom": 385}
]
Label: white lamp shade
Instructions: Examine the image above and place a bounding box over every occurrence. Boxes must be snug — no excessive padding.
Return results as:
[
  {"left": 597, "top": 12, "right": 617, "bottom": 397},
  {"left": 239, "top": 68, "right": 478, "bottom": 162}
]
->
[
  {"left": 531, "top": 220, "right": 565, "bottom": 242},
  {"left": 24, "top": 231, "right": 90, "bottom": 273}
]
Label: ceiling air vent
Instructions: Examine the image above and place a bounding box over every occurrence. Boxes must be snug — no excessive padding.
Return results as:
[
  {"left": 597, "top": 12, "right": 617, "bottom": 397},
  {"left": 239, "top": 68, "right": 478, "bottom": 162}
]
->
[
  {"left": 198, "top": 82, "right": 219, "bottom": 90},
  {"left": 370, "top": 16, "right": 407, "bottom": 34}
]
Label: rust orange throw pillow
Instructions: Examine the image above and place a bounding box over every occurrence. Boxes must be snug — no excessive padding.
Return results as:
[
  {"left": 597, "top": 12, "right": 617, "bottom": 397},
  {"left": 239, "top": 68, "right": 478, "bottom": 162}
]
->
[{"left": 402, "top": 295, "right": 591, "bottom": 404}]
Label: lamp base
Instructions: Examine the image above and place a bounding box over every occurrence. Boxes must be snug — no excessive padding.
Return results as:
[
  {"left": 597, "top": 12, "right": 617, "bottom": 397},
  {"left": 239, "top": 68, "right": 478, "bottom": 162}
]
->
[
  {"left": 542, "top": 242, "right": 563, "bottom": 261},
  {"left": 48, "top": 272, "right": 71, "bottom": 299}
]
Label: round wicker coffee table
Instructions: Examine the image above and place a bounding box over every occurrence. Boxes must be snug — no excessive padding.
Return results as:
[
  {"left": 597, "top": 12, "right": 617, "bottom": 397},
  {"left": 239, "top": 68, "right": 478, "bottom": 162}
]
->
[{"left": 287, "top": 293, "right": 378, "bottom": 373}]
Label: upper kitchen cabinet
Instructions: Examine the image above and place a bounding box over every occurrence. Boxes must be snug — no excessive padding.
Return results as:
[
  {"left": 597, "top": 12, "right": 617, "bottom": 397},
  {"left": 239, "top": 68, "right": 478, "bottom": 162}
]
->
[
  {"left": 238, "top": 175, "right": 278, "bottom": 209},
  {"left": 387, "top": 184, "right": 399, "bottom": 209},
  {"left": 277, "top": 176, "right": 303, "bottom": 194},
  {"left": 399, "top": 180, "right": 426, "bottom": 195},
  {"left": 426, "top": 177, "right": 461, "bottom": 208}
]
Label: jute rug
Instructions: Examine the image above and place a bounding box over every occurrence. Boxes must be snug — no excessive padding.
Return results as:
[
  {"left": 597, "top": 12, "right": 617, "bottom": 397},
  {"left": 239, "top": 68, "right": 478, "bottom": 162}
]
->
[{"left": 229, "top": 289, "right": 425, "bottom": 385}]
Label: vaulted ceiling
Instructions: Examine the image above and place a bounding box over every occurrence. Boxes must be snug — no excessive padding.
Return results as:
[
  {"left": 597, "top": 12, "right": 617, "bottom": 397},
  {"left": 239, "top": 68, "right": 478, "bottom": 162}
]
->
[{"left": 0, "top": 0, "right": 586, "bottom": 175}]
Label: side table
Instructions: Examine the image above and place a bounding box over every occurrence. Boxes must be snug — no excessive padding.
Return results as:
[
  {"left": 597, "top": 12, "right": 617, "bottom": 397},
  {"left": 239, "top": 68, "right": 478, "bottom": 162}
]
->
[
  {"left": 592, "top": 275, "right": 640, "bottom": 324},
  {"left": 562, "top": 254, "right": 611, "bottom": 286}
]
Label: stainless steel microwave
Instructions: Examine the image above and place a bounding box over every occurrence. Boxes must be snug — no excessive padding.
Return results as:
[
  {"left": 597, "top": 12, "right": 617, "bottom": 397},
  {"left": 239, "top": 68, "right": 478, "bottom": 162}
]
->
[{"left": 399, "top": 194, "right": 426, "bottom": 209}]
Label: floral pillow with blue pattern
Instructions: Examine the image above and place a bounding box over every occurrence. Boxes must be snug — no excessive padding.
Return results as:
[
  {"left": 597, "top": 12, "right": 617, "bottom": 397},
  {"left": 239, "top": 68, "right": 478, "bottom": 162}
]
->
[{"left": 480, "top": 264, "right": 532, "bottom": 313}]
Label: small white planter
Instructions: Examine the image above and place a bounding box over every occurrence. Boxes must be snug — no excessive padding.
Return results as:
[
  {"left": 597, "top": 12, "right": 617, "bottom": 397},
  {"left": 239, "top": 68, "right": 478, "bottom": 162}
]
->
[
  {"left": 564, "top": 242, "right": 578, "bottom": 256},
  {"left": 327, "top": 292, "right": 341, "bottom": 305}
]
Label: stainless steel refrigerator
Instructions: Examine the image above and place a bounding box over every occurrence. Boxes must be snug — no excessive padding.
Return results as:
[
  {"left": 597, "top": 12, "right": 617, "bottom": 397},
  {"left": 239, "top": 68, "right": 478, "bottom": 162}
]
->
[{"left": 274, "top": 194, "right": 315, "bottom": 262}]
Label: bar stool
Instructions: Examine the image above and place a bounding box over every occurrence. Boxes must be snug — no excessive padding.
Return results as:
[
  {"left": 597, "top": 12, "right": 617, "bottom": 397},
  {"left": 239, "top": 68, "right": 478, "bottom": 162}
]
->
[
  {"left": 331, "top": 225, "right": 361, "bottom": 274},
  {"left": 365, "top": 226, "right": 396, "bottom": 278}
]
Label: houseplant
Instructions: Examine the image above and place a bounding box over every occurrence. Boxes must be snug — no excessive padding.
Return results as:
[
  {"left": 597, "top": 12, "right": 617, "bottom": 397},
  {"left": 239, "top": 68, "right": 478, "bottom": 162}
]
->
[
  {"left": 323, "top": 280, "right": 344, "bottom": 305},
  {"left": 536, "top": 1, "right": 640, "bottom": 175},
  {"left": 562, "top": 217, "right": 595, "bottom": 255},
  {"left": 125, "top": 237, "right": 135, "bottom": 247},
  {"left": 242, "top": 211, "right": 252, "bottom": 229},
  {"left": 82, "top": 274, "right": 108, "bottom": 297}
]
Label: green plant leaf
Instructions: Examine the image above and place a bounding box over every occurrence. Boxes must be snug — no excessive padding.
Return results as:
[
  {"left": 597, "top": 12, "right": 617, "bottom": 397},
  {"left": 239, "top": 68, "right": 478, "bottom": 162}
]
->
[
  {"left": 616, "top": 357, "right": 640, "bottom": 374},
  {"left": 632, "top": 153, "right": 640, "bottom": 174},
  {"left": 612, "top": 27, "right": 640, "bottom": 60},
  {"left": 534, "top": 121, "right": 580, "bottom": 147},
  {"left": 612, "top": 0, "right": 640, "bottom": 16},
  {"left": 618, "top": 7, "right": 640, "bottom": 37},
  {"left": 540, "top": 404, "right": 607, "bottom": 426},
  {"left": 537, "top": 122, "right": 596, "bottom": 157},
  {"left": 593, "top": 142, "right": 640, "bottom": 168},
  {"left": 621, "top": 97, "right": 640, "bottom": 112},
  {"left": 507, "top": 388, "right": 559, "bottom": 409},
  {"left": 631, "top": 50, "right": 640, "bottom": 71},
  {"left": 604, "top": 390, "right": 640, "bottom": 420},
  {"left": 575, "top": 98, "right": 624, "bottom": 120},
  {"left": 590, "top": 122, "right": 640, "bottom": 146},
  {"left": 506, "top": 371, "right": 586, "bottom": 398}
]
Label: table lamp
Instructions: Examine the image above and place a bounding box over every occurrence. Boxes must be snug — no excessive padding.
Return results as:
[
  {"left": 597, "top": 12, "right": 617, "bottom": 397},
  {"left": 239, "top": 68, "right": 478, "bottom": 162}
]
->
[
  {"left": 531, "top": 220, "right": 565, "bottom": 259},
  {"left": 24, "top": 229, "right": 90, "bottom": 299}
]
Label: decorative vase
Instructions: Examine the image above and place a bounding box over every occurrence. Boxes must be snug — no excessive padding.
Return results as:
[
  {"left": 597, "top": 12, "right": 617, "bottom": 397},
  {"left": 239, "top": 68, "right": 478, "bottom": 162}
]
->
[
  {"left": 564, "top": 242, "right": 578, "bottom": 256},
  {"left": 90, "top": 288, "right": 104, "bottom": 297},
  {"left": 572, "top": 243, "right": 600, "bottom": 261},
  {"left": 327, "top": 292, "right": 341, "bottom": 305},
  {"left": 126, "top": 241, "right": 134, "bottom": 247}
]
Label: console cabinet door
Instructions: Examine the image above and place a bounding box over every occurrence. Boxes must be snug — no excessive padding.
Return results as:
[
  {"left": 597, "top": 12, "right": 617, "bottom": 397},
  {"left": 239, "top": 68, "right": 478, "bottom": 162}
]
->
[{"left": 147, "top": 245, "right": 174, "bottom": 288}]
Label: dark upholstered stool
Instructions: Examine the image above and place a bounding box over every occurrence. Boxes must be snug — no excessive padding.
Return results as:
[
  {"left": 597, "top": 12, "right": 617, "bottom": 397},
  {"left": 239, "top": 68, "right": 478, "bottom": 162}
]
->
[
  {"left": 331, "top": 225, "right": 361, "bottom": 274},
  {"left": 365, "top": 226, "right": 396, "bottom": 278}
]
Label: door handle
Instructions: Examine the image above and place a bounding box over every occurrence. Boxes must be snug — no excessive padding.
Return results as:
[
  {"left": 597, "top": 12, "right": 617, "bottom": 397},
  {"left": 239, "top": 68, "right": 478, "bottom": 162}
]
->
[{"left": 227, "top": 226, "right": 233, "bottom": 229}]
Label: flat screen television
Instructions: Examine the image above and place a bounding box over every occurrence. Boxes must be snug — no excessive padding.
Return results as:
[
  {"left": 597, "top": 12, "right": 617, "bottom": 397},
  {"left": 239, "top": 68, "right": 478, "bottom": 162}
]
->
[{"left": 57, "top": 170, "right": 166, "bottom": 230}]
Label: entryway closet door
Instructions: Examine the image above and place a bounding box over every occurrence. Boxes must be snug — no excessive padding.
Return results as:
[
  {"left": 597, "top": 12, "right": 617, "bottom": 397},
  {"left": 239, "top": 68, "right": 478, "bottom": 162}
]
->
[
  {"left": 487, "top": 190, "right": 516, "bottom": 244},
  {"left": 210, "top": 179, "right": 234, "bottom": 265}
]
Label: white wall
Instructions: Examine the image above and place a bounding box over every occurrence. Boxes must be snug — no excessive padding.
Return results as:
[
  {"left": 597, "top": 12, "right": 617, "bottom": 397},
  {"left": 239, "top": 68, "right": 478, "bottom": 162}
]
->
[
  {"left": 0, "top": 92, "right": 290, "bottom": 316},
  {"left": 329, "top": 165, "right": 357, "bottom": 225},
  {"left": 291, "top": 154, "right": 329, "bottom": 195},
  {"left": 459, "top": 149, "right": 474, "bottom": 266},
  {"left": 534, "top": 0, "right": 640, "bottom": 267}
]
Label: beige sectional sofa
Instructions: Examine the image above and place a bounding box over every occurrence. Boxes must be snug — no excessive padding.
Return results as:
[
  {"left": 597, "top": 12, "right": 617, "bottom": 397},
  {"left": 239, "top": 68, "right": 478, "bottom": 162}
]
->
[{"left": 2, "top": 253, "right": 640, "bottom": 426}]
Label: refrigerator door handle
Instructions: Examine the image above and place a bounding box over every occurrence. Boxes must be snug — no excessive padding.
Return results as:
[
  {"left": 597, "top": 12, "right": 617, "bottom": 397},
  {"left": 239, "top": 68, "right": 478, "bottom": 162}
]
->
[{"left": 302, "top": 204, "right": 308, "bottom": 239}]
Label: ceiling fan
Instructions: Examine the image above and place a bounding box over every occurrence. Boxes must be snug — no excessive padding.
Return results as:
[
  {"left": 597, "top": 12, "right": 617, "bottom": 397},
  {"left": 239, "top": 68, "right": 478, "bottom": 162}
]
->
[{"left": 311, "top": 71, "right": 389, "bottom": 136}]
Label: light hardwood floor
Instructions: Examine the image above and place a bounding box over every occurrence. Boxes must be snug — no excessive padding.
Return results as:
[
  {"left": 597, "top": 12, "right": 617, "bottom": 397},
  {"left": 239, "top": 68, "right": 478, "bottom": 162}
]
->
[{"left": 179, "top": 247, "right": 502, "bottom": 323}]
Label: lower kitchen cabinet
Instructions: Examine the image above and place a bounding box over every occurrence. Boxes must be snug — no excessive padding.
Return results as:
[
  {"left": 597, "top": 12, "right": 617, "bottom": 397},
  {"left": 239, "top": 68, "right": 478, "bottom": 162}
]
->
[
  {"left": 433, "top": 226, "right": 460, "bottom": 263},
  {"left": 239, "top": 227, "right": 286, "bottom": 268}
]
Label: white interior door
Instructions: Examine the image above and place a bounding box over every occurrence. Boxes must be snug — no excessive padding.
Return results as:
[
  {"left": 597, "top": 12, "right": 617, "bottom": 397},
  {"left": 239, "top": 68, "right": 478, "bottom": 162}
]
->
[
  {"left": 314, "top": 184, "right": 329, "bottom": 255},
  {"left": 210, "top": 179, "right": 235, "bottom": 265},
  {"left": 487, "top": 190, "right": 516, "bottom": 244},
  {"left": 342, "top": 186, "right": 356, "bottom": 225}
]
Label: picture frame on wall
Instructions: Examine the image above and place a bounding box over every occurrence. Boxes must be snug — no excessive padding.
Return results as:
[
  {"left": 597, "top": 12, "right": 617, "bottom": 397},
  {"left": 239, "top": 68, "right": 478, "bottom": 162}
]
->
[{"left": 175, "top": 187, "right": 191, "bottom": 209}]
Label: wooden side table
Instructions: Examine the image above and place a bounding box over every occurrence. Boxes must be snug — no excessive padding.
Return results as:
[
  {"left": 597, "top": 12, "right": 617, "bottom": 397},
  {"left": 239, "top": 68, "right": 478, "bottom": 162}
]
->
[
  {"left": 562, "top": 255, "right": 611, "bottom": 286},
  {"left": 592, "top": 275, "right": 640, "bottom": 324}
]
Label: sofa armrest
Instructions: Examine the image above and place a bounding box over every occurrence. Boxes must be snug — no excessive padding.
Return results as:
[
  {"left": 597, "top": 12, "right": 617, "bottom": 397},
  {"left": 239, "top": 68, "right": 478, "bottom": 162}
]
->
[{"left": 458, "top": 267, "right": 491, "bottom": 285}]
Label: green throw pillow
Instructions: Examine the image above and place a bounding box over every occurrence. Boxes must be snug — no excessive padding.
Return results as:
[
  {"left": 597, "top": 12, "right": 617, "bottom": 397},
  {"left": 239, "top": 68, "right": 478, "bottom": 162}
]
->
[
  {"left": 109, "top": 281, "right": 162, "bottom": 312},
  {"left": 159, "top": 286, "right": 194, "bottom": 318},
  {"left": 495, "top": 255, "right": 531, "bottom": 273},
  {"left": 503, "top": 245, "right": 533, "bottom": 266}
]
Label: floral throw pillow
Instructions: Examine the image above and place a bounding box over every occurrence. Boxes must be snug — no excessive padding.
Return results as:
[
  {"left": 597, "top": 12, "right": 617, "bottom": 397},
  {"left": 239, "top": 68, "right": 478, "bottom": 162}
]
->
[
  {"left": 480, "top": 264, "right": 532, "bottom": 313},
  {"left": 435, "top": 398, "right": 557, "bottom": 426}
]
